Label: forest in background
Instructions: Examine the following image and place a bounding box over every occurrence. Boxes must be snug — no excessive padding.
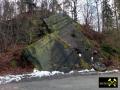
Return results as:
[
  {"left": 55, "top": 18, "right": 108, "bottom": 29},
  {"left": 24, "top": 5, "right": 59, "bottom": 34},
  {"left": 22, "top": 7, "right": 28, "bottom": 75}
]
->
[
  {"left": 0, "top": 0, "right": 120, "bottom": 52},
  {"left": 0, "top": 0, "right": 120, "bottom": 75}
]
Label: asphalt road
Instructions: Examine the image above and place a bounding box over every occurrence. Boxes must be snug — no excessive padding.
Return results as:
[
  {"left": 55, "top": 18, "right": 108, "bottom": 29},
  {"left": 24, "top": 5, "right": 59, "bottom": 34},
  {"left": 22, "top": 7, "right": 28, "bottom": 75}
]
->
[{"left": 0, "top": 73, "right": 120, "bottom": 90}]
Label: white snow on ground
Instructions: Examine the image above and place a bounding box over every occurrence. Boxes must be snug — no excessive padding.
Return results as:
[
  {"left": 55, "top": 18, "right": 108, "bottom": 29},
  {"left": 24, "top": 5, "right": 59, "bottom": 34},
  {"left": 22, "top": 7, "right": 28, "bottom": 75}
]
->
[
  {"left": 78, "top": 69, "right": 90, "bottom": 73},
  {"left": 69, "top": 70, "right": 75, "bottom": 74},
  {"left": 99, "top": 69, "right": 119, "bottom": 74},
  {"left": 0, "top": 68, "right": 119, "bottom": 85}
]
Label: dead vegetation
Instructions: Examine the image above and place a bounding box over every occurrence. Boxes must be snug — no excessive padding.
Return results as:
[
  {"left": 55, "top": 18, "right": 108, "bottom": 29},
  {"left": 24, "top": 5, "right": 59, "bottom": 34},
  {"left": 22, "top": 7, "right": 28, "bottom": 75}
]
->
[
  {"left": 81, "top": 25, "right": 104, "bottom": 44},
  {"left": 0, "top": 44, "right": 34, "bottom": 76}
]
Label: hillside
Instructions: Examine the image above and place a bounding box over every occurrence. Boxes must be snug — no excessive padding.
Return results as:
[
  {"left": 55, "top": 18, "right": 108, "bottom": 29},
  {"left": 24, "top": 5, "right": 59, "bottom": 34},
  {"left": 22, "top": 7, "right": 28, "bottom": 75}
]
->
[{"left": 0, "top": 13, "right": 120, "bottom": 75}]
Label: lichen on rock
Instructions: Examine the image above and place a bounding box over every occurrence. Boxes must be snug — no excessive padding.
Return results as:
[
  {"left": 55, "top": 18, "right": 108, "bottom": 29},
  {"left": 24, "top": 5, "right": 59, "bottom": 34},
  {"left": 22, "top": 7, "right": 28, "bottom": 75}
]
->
[{"left": 21, "top": 14, "right": 106, "bottom": 72}]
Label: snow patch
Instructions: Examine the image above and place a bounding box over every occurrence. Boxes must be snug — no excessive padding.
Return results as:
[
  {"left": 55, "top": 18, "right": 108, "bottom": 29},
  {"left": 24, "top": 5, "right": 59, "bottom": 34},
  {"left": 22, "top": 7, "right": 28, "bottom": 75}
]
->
[
  {"left": 112, "top": 69, "right": 119, "bottom": 72},
  {"left": 0, "top": 69, "right": 119, "bottom": 85},
  {"left": 78, "top": 69, "right": 90, "bottom": 73},
  {"left": 90, "top": 68, "right": 96, "bottom": 72},
  {"left": 0, "top": 69, "right": 65, "bottom": 85},
  {"left": 51, "top": 71, "right": 64, "bottom": 75},
  {"left": 29, "top": 71, "right": 51, "bottom": 78},
  {"left": 99, "top": 69, "right": 119, "bottom": 74},
  {"left": 0, "top": 75, "right": 23, "bottom": 84},
  {"left": 69, "top": 70, "right": 75, "bottom": 74}
]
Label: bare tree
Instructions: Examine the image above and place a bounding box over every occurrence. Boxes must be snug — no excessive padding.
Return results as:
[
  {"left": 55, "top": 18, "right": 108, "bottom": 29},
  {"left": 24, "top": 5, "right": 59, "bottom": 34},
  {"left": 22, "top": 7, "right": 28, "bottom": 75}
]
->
[
  {"left": 95, "top": 0, "right": 101, "bottom": 32},
  {"left": 62, "top": 0, "right": 78, "bottom": 21},
  {"left": 0, "top": 3, "right": 2, "bottom": 20},
  {"left": 49, "top": 0, "right": 61, "bottom": 14},
  {"left": 17, "top": 0, "right": 27, "bottom": 14},
  {"left": 114, "top": 0, "right": 119, "bottom": 30},
  {"left": 83, "top": 0, "right": 94, "bottom": 26}
]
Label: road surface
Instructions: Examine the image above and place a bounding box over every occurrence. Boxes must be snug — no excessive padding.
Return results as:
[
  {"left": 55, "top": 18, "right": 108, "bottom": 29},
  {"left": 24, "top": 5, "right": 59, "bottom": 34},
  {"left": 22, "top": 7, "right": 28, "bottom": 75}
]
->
[{"left": 0, "top": 73, "right": 120, "bottom": 90}]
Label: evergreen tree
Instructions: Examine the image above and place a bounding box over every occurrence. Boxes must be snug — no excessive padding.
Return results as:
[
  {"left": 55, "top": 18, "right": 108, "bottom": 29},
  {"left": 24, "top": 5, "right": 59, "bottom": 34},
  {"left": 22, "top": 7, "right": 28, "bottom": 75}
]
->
[{"left": 102, "top": 0, "right": 113, "bottom": 31}]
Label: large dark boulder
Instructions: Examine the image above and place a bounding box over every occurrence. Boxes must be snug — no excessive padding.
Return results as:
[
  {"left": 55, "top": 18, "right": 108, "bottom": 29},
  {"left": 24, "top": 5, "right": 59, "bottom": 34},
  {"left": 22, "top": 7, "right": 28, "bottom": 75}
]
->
[
  {"left": 21, "top": 14, "right": 106, "bottom": 72},
  {"left": 21, "top": 34, "right": 80, "bottom": 72}
]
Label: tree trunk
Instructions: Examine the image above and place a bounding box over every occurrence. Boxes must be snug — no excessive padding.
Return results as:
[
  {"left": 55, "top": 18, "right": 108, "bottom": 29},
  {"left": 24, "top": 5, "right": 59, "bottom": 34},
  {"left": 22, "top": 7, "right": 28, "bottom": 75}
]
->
[
  {"left": 73, "top": 0, "right": 77, "bottom": 22},
  {"left": 95, "top": 0, "right": 100, "bottom": 32},
  {"left": 114, "top": 1, "right": 119, "bottom": 31}
]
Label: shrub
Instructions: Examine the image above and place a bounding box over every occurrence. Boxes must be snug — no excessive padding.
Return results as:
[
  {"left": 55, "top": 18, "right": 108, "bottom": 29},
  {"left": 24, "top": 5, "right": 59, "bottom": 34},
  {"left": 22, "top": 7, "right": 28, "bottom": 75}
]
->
[
  {"left": 101, "top": 44, "right": 118, "bottom": 55},
  {"left": 80, "top": 59, "right": 91, "bottom": 69}
]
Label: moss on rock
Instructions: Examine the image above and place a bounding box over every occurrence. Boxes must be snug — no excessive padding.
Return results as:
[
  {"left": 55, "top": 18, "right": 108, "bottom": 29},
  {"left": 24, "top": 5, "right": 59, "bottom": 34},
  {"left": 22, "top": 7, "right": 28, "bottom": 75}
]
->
[{"left": 21, "top": 14, "right": 106, "bottom": 72}]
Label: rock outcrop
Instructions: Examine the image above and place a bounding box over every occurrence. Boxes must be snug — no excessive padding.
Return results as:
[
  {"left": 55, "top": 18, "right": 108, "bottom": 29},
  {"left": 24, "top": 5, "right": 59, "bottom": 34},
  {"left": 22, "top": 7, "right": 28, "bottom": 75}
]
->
[{"left": 21, "top": 14, "right": 106, "bottom": 72}]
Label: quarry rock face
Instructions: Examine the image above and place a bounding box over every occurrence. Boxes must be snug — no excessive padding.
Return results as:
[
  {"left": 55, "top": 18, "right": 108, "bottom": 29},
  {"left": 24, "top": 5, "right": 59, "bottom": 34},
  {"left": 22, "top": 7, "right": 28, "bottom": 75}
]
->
[{"left": 21, "top": 14, "right": 106, "bottom": 72}]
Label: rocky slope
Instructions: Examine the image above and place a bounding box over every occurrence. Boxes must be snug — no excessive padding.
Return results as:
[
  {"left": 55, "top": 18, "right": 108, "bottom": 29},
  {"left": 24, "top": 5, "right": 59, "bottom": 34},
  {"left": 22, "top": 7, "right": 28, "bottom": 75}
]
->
[
  {"left": 21, "top": 14, "right": 106, "bottom": 72},
  {"left": 0, "top": 13, "right": 120, "bottom": 75}
]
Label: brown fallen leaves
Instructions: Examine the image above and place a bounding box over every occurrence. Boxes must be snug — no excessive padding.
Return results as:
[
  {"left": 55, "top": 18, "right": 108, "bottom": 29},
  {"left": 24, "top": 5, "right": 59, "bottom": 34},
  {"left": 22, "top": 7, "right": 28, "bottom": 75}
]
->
[{"left": 0, "top": 44, "right": 34, "bottom": 76}]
